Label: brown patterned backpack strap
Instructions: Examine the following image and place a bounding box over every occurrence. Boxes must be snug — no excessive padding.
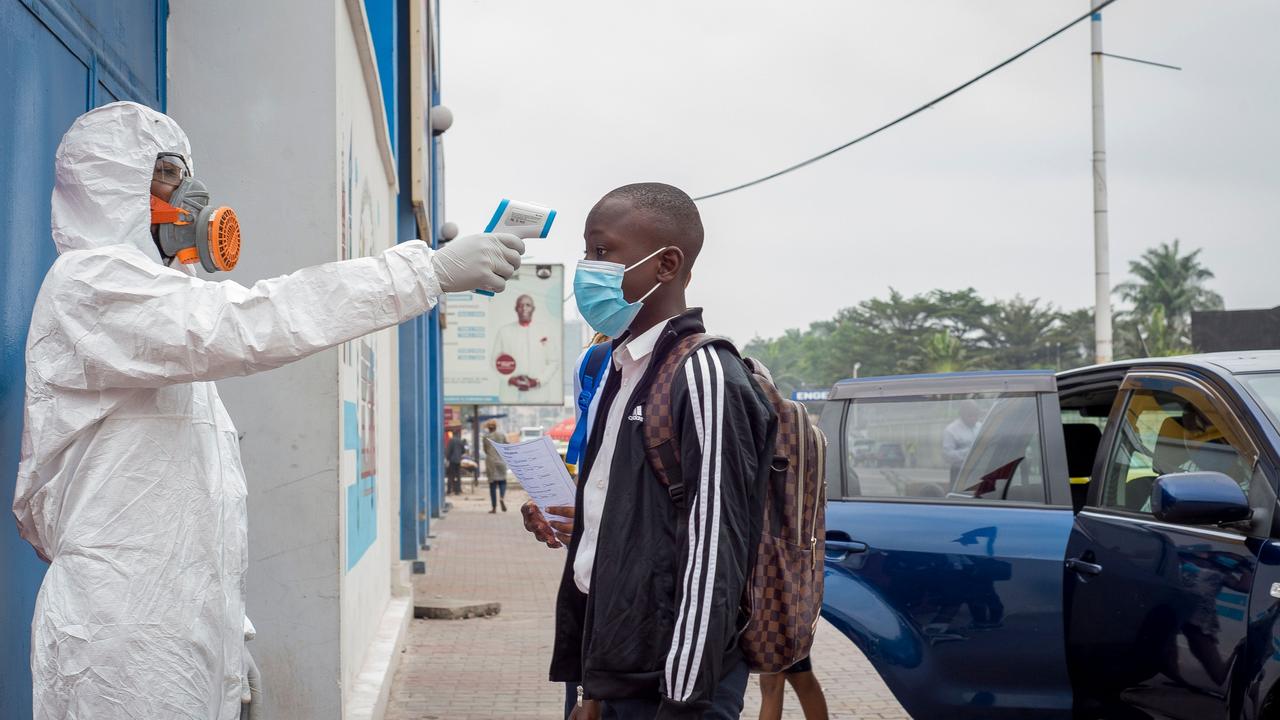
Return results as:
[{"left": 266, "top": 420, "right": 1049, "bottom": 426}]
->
[{"left": 642, "top": 333, "right": 736, "bottom": 509}]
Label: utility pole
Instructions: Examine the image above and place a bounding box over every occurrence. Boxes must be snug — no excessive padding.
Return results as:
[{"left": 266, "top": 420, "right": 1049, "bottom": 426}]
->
[{"left": 1090, "top": 0, "right": 1112, "bottom": 364}]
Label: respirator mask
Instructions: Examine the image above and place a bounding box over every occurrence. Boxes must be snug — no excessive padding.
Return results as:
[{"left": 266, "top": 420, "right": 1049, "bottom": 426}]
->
[{"left": 150, "top": 153, "right": 241, "bottom": 272}]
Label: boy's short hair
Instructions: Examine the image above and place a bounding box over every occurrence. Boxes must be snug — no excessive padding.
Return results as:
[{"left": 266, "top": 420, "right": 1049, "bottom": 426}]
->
[{"left": 596, "top": 182, "right": 703, "bottom": 267}]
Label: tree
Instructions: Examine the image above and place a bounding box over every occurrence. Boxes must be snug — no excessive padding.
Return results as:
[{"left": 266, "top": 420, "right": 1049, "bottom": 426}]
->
[
  {"left": 979, "top": 296, "right": 1064, "bottom": 370},
  {"left": 1057, "top": 307, "right": 1096, "bottom": 368},
  {"left": 743, "top": 328, "right": 811, "bottom": 397},
  {"left": 927, "top": 288, "right": 992, "bottom": 345},
  {"left": 916, "top": 331, "right": 969, "bottom": 373},
  {"left": 740, "top": 240, "right": 1221, "bottom": 387},
  {"left": 837, "top": 289, "right": 939, "bottom": 377},
  {"left": 1115, "top": 239, "right": 1223, "bottom": 349},
  {"left": 1128, "top": 304, "right": 1190, "bottom": 358}
]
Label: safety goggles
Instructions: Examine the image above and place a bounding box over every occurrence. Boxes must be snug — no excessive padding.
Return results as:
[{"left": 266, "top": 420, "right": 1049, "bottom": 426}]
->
[{"left": 153, "top": 152, "right": 191, "bottom": 187}]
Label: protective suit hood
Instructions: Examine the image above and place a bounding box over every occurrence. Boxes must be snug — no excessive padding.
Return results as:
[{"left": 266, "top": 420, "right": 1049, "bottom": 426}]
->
[{"left": 51, "top": 101, "right": 191, "bottom": 262}]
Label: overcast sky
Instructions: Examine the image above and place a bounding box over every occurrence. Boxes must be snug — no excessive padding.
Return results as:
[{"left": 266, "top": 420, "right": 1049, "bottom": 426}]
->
[{"left": 439, "top": 0, "right": 1279, "bottom": 345}]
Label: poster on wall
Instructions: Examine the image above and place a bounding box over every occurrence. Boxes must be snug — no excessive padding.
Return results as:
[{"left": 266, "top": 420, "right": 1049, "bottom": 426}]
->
[
  {"left": 339, "top": 125, "right": 387, "bottom": 573},
  {"left": 443, "top": 264, "right": 564, "bottom": 406}
]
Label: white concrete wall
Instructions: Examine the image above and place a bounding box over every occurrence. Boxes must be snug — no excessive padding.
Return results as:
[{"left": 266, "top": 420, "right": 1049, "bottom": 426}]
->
[
  {"left": 335, "top": 0, "right": 401, "bottom": 703},
  {"left": 168, "top": 1, "right": 345, "bottom": 717},
  {"left": 169, "top": 0, "right": 411, "bottom": 715}
]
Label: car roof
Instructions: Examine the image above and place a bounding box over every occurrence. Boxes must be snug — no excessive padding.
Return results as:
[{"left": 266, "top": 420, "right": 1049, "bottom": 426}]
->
[
  {"left": 1059, "top": 350, "right": 1280, "bottom": 379},
  {"left": 824, "top": 352, "right": 1280, "bottom": 398},
  {"left": 1193, "top": 350, "right": 1280, "bottom": 374},
  {"left": 830, "top": 370, "right": 1055, "bottom": 399}
]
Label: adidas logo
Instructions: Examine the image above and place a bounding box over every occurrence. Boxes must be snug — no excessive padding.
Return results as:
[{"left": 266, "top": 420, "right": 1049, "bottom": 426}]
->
[{"left": 627, "top": 405, "right": 644, "bottom": 422}]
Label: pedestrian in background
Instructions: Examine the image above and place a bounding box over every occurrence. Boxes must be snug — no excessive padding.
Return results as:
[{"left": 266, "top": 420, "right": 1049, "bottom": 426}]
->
[
  {"left": 446, "top": 432, "right": 465, "bottom": 495},
  {"left": 483, "top": 420, "right": 509, "bottom": 512},
  {"left": 942, "top": 400, "right": 983, "bottom": 484}
]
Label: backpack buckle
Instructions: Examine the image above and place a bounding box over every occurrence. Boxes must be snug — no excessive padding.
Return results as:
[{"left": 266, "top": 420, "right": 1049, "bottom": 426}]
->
[{"left": 668, "top": 482, "right": 685, "bottom": 508}]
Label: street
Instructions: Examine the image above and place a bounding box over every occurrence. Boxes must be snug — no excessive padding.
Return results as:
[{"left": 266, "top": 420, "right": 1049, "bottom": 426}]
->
[{"left": 387, "top": 488, "right": 908, "bottom": 720}]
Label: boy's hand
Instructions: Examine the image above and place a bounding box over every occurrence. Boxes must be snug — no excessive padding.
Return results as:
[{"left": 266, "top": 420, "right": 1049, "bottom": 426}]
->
[
  {"left": 546, "top": 506, "right": 575, "bottom": 545},
  {"left": 521, "top": 501, "right": 575, "bottom": 548}
]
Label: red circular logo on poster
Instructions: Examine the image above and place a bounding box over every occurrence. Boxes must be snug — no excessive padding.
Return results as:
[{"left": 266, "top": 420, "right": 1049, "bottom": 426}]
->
[{"left": 495, "top": 354, "right": 517, "bottom": 375}]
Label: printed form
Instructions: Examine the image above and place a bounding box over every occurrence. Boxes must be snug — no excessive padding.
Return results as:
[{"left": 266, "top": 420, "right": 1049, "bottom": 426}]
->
[{"left": 486, "top": 436, "right": 577, "bottom": 519}]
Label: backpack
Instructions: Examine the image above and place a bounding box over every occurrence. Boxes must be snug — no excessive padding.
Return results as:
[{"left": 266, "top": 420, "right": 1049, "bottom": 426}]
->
[{"left": 642, "top": 333, "right": 827, "bottom": 674}]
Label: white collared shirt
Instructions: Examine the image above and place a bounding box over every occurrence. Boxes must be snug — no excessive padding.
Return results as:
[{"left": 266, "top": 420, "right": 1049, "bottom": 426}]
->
[{"left": 573, "top": 319, "right": 671, "bottom": 594}]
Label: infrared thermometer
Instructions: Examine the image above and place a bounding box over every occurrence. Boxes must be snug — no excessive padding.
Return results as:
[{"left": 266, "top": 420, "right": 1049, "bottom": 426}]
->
[{"left": 475, "top": 199, "right": 556, "bottom": 296}]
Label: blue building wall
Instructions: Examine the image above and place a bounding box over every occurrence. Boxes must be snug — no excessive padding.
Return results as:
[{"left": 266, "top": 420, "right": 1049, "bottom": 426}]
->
[
  {"left": 364, "top": 0, "right": 397, "bottom": 156},
  {"left": 0, "top": 2, "right": 167, "bottom": 714},
  {"left": 372, "top": 0, "right": 446, "bottom": 558},
  {"left": 389, "top": 0, "right": 428, "bottom": 559}
]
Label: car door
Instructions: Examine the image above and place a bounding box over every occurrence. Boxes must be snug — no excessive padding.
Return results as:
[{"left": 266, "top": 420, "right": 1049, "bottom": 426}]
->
[
  {"left": 1065, "top": 370, "right": 1267, "bottom": 720},
  {"left": 820, "top": 371, "right": 1076, "bottom": 719}
]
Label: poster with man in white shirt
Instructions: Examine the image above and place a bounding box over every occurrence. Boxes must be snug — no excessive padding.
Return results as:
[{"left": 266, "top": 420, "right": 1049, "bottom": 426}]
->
[
  {"left": 492, "top": 293, "right": 561, "bottom": 403},
  {"left": 443, "top": 264, "right": 564, "bottom": 405}
]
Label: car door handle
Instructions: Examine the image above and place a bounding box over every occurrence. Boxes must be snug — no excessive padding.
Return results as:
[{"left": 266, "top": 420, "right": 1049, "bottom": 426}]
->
[
  {"left": 825, "top": 540, "right": 868, "bottom": 562},
  {"left": 1065, "top": 558, "right": 1103, "bottom": 576}
]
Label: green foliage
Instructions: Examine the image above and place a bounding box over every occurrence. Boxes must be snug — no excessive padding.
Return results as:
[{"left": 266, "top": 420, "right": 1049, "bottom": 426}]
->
[
  {"left": 743, "top": 241, "right": 1221, "bottom": 389},
  {"left": 979, "top": 296, "right": 1070, "bottom": 369},
  {"left": 916, "top": 331, "right": 968, "bottom": 373},
  {"left": 1123, "top": 304, "right": 1193, "bottom": 358},
  {"left": 1115, "top": 239, "right": 1222, "bottom": 355}
]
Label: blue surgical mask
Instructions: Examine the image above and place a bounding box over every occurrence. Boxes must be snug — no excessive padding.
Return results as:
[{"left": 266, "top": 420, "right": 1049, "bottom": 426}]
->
[{"left": 573, "top": 246, "right": 668, "bottom": 338}]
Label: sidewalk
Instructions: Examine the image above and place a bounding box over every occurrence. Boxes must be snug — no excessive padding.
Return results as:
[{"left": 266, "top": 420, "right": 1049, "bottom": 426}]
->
[{"left": 385, "top": 488, "right": 908, "bottom": 720}]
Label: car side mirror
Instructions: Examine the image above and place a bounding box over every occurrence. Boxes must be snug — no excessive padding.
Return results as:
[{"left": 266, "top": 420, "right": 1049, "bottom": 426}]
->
[{"left": 1152, "top": 472, "right": 1251, "bottom": 526}]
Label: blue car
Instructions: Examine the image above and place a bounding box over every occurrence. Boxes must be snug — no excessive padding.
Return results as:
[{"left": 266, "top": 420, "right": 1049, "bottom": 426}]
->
[{"left": 817, "top": 352, "right": 1280, "bottom": 719}]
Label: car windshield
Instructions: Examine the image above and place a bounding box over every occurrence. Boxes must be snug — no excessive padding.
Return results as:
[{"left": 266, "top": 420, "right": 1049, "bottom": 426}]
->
[{"left": 1241, "top": 372, "right": 1280, "bottom": 431}]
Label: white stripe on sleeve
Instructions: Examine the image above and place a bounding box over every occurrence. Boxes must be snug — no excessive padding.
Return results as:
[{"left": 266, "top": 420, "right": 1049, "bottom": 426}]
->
[
  {"left": 666, "top": 347, "right": 726, "bottom": 702},
  {"left": 665, "top": 349, "right": 706, "bottom": 697},
  {"left": 680, "top": 347, "right": 726, "bottom": 700}
]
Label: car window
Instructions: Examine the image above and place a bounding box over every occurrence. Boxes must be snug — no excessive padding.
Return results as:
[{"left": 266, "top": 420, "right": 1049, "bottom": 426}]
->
[
  {"left": 1241, "top": 372, "right": 1280, "bottom": 432},
  {"left": 1099, "top": 387, "right": 1253, "bottom": 514},
  {"left": 844, "top": 393, "right": 1047, "bottom": 503},
  {"left": 1060, "top": 409, "right": 1108, "bottom": 484},
  {"left": 1061, "top": 409, "right": 1108, "bottom": 429}
]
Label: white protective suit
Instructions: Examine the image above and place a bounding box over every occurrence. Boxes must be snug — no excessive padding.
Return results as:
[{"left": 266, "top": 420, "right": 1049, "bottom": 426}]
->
[{"left": 13, "top": 102, "right": 482, "bottom": 719}]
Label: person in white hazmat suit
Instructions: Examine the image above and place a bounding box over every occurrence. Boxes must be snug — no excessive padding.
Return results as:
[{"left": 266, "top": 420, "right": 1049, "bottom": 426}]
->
[{"left": 12, "top": 101, "right": 524, "bottom": 719}]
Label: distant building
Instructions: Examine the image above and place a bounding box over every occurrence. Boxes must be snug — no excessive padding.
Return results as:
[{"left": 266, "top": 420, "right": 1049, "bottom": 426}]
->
[{"left": 1192, "top": 307, "right": 1280, "bottom": 353}]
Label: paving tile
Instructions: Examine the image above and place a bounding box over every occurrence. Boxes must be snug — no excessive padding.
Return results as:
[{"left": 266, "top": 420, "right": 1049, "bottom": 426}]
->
[{"left": 386, "top": 489, "right": 908, "bottom": 719}]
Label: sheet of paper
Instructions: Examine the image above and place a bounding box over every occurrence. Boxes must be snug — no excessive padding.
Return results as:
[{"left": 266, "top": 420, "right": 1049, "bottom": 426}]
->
[{"left": 486, "top": 436, "right": 576, "bottom": 518}]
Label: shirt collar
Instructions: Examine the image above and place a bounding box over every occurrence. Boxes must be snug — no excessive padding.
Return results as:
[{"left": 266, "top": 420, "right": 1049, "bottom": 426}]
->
[{"left": 614, "top": 318, "right": 673, "bottom": 370}]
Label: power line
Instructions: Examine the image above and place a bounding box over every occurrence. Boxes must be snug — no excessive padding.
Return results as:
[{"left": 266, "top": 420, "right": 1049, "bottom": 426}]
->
[
  {"left": 1099, "top": 52, "right": 1180, "bottom": 71},
  {"left": 692, "top": 0, "right": 1122, "bottom": 202}
]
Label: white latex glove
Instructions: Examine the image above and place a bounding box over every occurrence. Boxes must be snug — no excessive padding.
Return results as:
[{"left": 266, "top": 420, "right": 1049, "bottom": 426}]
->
[
  {"left": 431, "top": 233, "right": 525, "bottom": 294},
  {"left": 241, "top": 646, "right": 262, "bottom": 720}
]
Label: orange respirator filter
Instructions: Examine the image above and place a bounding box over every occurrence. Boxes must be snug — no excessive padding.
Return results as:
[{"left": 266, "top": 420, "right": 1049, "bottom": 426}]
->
[
  {"left": 206, "top": 206, "right": 241, "bottom": 272},
  {"left": 151, "top": 180, "right": 241, "bottom": 272}
]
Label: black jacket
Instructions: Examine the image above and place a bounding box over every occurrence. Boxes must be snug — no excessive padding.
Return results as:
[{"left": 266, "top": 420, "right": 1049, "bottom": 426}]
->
[
  {"left": 550, "top": 309, "right": 776, "bottom": 718},
  {"left": 446, "top": 437, "right": 464, "bottom": 464}
]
